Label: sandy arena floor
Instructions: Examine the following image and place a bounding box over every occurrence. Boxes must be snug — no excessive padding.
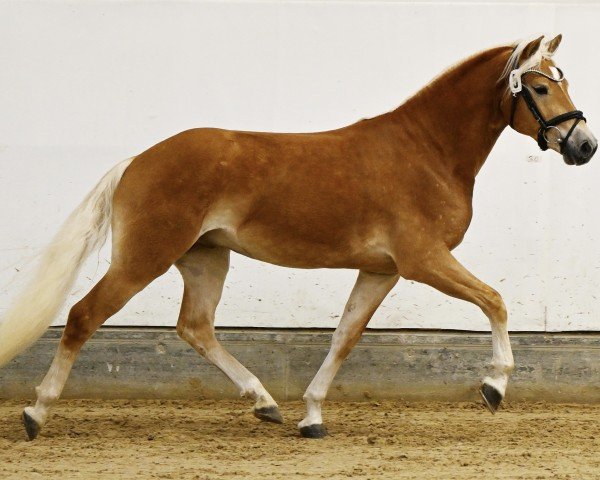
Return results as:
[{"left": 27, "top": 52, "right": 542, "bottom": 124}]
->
[{"left": 0, "top": 399, "right": 598, "bottom": 479}]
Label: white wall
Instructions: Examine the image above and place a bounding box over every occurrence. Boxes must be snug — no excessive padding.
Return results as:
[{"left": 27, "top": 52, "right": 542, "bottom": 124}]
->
[{"left": 1, "top": 1, "right": 599, "bottom": 331}]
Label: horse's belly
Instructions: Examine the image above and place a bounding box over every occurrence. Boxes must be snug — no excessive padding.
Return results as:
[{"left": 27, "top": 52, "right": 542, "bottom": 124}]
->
[{"left": 197, "top": 227, "right": 396, "bottom": 274}]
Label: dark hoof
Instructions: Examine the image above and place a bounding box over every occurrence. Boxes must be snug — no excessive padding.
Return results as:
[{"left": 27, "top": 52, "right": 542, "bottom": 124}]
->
[
  {"left": 299, "top": 424, "right": 328, "bottom": 439},
  {"left": 22, "top": 410, "right": 41, "bottom": 441},
  {"left": 253, "top": 406, "right": 284, "bottom": 424},
  {"left": 479, "top": 383, "right": 503, "bottom": 414}
]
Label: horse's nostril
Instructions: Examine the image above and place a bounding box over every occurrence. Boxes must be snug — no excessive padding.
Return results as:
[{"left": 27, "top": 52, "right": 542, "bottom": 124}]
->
[{"left": 580, "top": 140, "right": 593, "bottom": 156}]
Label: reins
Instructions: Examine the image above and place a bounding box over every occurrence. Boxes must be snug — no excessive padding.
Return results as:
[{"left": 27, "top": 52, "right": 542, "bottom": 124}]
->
[{"left": 508, "top": 66, "right": 585, "bottom": 151}]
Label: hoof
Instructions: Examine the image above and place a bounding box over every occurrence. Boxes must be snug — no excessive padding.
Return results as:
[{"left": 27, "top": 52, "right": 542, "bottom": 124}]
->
[
  {"left": 299, "top": 424, "right": 328, "bottom": 439},
  {"left": 253, "top": 406, "right": 284, "bottom": 424},
  {"left": 22, "top": 410, "right": 41, "bottom": 441},
  {"left": 479, "top": 383, "right": 503, "bottom": 414}
]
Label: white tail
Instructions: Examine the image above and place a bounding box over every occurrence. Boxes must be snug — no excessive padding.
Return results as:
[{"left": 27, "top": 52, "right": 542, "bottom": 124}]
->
[{"left": 0, "top": 157, "right": 134, "bottom": 368}]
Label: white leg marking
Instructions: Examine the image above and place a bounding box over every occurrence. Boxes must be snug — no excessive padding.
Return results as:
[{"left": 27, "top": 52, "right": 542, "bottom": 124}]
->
[
  {"left": 483, "top": 319, "right": 514, "bottom": 397},
  {"left": 24, "top": 344, "right": 76, "bottom": 427}
]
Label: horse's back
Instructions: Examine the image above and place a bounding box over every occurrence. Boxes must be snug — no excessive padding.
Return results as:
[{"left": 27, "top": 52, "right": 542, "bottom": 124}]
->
[{"left": 110, "top": 123, "right": 474, "bottom": 272}]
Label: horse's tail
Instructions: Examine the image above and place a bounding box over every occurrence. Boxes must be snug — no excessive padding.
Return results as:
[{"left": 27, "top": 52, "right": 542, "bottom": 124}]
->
[{"left": 0, "top": 157, "right": 134, "bottom": 368}]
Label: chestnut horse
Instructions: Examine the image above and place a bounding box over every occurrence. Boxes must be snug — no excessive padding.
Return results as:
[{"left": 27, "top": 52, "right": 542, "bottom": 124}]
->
[{"left": 0, "top": 35, "right": 596, "bottom": 440}]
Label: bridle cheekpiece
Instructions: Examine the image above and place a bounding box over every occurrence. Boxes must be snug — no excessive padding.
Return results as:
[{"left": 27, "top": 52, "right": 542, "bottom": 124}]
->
[{"left": 508, "top": 65, "right": 585, "bottom": 151}]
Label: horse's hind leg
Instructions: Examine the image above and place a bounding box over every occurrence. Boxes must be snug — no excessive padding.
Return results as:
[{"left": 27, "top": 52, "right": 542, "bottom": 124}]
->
[
  {"left": 175, "top": 246, "right": 282, "bottom": 424},
  {"left": 22, "top": 197, "right": 202, "bottom": 439},
  {"left": 22, "top": 266, "right": 158, "bottom": 440}
]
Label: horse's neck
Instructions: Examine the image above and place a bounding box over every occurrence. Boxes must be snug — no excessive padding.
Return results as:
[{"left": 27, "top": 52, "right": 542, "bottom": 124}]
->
[{"left": 389, "top": 47, "right": 512, "bottom": 180}]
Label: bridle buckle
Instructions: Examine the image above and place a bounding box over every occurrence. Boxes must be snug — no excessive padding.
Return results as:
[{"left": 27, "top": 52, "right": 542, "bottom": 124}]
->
[{"left": 509, "top": 70, "right": 522, "bottom": 94}]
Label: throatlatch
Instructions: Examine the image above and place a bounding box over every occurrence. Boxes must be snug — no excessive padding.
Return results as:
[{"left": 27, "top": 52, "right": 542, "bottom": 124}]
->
[{"left": 508, "top": 67, "right": 585, "bottom": 151}]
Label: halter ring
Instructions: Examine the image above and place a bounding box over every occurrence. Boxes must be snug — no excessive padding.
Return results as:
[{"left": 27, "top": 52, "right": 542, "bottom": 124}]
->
[{"left": 542, "top": 126, "right": 563, "bottom": 145}]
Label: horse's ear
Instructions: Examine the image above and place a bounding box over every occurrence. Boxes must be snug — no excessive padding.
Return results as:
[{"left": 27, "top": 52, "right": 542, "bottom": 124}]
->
[
  {"left": 521, "top": 35, "right": 545, "bottom": 61},
  {"left": 546, "top": 34, "right": 562, "bottom": 54}
]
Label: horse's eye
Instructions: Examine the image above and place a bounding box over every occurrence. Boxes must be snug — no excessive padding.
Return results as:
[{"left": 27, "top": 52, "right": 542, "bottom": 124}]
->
[{"left": 533, "top": 85, "right": 549, "bottom": 95}]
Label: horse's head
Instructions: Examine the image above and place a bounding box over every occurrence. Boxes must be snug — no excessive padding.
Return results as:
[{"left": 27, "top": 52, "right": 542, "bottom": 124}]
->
[{"left": 502, "top": 35, "right": 597, "bottom": 166}]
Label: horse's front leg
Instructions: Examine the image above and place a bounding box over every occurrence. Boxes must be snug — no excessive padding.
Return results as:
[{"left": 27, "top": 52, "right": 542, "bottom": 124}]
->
[
  {"left": 299, "top": 270, "right": 399, "bottom": 438},
  {"left": 402, "top": 246, "right": 514, "bottom": 413}
]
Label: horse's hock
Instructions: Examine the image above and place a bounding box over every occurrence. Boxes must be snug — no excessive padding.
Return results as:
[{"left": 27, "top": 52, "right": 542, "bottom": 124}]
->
[{"left": 1, "top": 327, "right": 598, "bottom": 403}]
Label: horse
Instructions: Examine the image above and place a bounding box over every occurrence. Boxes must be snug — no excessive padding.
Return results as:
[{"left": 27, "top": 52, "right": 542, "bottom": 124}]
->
[{"left": 0, "top": 34, "right": 596, "bottom": 440}]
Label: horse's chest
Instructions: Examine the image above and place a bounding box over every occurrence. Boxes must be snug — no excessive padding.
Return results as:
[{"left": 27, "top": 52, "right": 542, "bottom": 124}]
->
[{"left": 432, "top": 197, "right": 473, "bottom": 249}]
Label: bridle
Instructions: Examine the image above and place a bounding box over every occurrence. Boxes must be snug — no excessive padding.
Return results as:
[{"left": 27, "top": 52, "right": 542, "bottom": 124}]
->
[{"left": 508, "top": 66, "right": 585, "bottom": 151}]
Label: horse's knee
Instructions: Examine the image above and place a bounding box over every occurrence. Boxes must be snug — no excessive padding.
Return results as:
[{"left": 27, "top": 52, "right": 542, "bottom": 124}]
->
[
  {"left": 176, "top": 323, "right": 198, "bottom": 344},
  {"left": 480, "top": 288, "right": 506, "bottom": 320},
  {"left": 331, "top": 327, "right": 361, "bottom": 360},
  {"left": 175, "top": 322, "right": 189, "bottom": 341},
  {"left": 176, "top": 322, "right": 213, "bottom": 357},
  {"left": 176, "top": 323, "right": 198, "bottom": 347}
]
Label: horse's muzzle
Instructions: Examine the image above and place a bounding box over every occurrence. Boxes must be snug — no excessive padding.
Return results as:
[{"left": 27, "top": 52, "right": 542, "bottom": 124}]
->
[{"left": 563, "top": 138, "right": 598, "bottom": 166}]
